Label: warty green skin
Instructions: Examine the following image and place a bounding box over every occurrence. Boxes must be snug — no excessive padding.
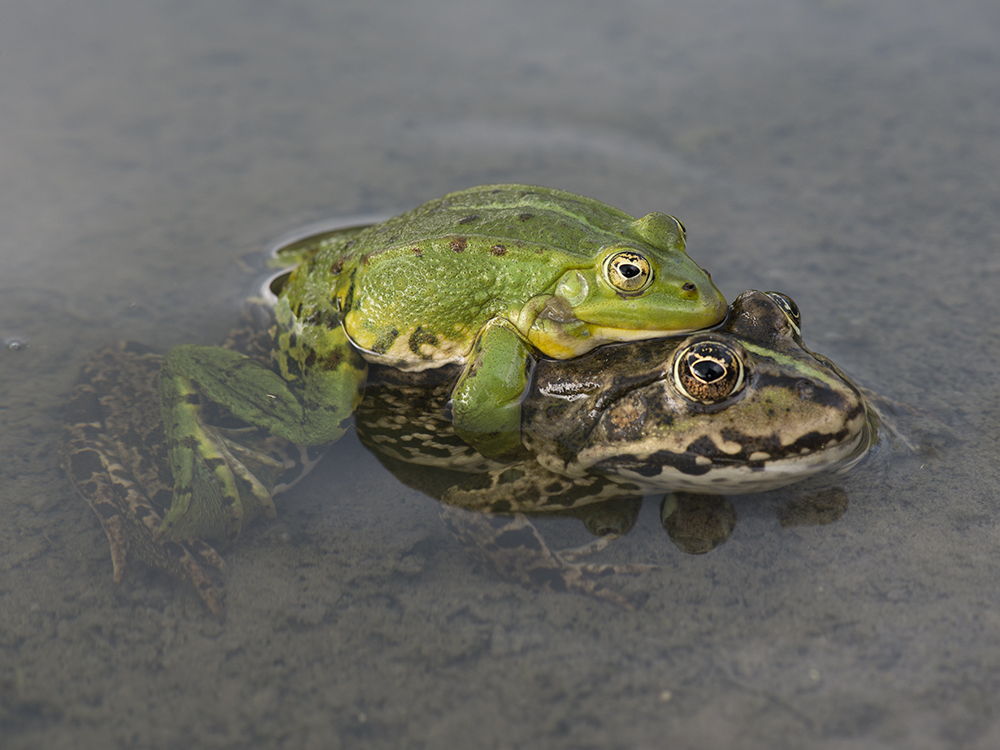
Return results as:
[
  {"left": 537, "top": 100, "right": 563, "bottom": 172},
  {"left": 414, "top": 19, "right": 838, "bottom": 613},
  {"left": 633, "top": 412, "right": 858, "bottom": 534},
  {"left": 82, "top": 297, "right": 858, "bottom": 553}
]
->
[
  {"left": 283, "top": 183, "right": 726, "bottom": 365},
  {"left": 155, "top": 185, "right": 727, "bottom": 544}
]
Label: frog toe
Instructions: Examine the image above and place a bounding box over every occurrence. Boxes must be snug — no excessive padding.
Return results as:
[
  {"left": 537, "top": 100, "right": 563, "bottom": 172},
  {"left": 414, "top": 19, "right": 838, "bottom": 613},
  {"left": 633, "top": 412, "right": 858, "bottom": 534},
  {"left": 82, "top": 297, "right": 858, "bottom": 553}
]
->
[{"left": 162, "top": 539, "right": 226, "bottom": 617}]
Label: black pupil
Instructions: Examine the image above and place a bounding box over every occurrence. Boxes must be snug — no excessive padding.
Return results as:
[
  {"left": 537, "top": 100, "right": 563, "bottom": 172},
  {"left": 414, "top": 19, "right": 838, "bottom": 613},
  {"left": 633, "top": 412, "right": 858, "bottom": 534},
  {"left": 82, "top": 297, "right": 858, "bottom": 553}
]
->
[
  {"left": 692, "top": 360, "right": 725, "bottom": 382},
  {"left": 619, "top": 263, "right": 641, "bottom": 278}
]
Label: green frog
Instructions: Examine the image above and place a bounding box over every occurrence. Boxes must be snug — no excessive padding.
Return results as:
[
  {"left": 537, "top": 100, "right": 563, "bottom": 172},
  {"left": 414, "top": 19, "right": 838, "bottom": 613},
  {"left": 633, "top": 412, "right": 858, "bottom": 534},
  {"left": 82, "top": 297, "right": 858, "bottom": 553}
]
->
[
  {"left": 157, "top": 185, "right": 727, "bottom": 547},
  {"left": 62, "top": 289, "right": 877, "bottom": 614}
]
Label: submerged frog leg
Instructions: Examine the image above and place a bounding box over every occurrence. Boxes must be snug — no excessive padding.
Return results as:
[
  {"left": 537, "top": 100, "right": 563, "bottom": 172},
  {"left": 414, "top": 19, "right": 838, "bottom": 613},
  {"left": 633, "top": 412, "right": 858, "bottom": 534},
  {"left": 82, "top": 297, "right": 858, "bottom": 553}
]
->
[
  {"left": 440, "top": 505, "right": 644, "bottom": 611},
  {"left": 157, "top": 327, "right": 366, "bottom": 544},
  {"left": 558, "top": 497, "right": 654, "bottom": 572},
  {"left": 62, "top": 422, "right": 133, "bottom": 583},
  {"left": 450, "top": 317, "right": 534, "bottom": 459},
  {"left": 557, "top": 537, "right": 656, "bottom": 575},
  {"left": 61, "top": 366, "right": 227, "bottom": 616},
  {"left": 558, "top": 534, "right": 623, "bottom": 561}
]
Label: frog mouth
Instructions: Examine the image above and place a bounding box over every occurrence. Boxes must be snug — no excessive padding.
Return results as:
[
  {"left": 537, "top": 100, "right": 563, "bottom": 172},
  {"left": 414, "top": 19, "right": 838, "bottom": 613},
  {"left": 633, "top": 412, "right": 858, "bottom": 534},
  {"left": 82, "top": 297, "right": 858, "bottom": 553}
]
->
[
  {"left": 583, "top": 396, "right": 873, "bottom": 494},
  {"left": 589, "top": 421, "right": 873, "bottom": 494},
  {"left": 524, "top": 300, "right": 709, "bottom": 360},
  {"left": 537, "top": 293, "right": 718, "bottom": 338}
]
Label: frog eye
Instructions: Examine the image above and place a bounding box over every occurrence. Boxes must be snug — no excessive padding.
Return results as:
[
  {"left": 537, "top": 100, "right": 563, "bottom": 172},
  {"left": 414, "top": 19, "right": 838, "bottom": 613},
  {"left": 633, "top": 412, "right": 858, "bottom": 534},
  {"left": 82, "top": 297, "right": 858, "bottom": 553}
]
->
[
  {"left": 673, "top": 217, "right": 687, "bottom": 241},
  {"left": 673, "top": 340, "right": 745, "bottom": 404},
  {"left": 604, "top": 251, "right": 653, "bottom": 294},
  {"left": 764, "top": 291, "right": 802, "bottom": 334}
]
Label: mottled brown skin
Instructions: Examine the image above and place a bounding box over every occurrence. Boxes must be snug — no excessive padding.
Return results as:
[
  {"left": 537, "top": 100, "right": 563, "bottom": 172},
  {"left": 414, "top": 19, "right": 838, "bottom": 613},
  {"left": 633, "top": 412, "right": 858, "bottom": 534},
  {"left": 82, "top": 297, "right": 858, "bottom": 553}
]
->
[
  {"left": 61, "top": 343, "right": 229, "bottom": 615},
  {"left": 61, "top": 320, "right": 301, "bottom": 616}
]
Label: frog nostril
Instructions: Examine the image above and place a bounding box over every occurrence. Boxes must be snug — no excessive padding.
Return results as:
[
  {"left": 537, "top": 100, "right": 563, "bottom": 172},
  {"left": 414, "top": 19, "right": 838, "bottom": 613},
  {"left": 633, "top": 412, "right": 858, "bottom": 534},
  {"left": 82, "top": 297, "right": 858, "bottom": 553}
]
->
[
  {"left": 796, "top": 380, "right": 815, "bottom": 398},
  {"left": 682, "top": 282, "right": 696, "bottom": 293}
]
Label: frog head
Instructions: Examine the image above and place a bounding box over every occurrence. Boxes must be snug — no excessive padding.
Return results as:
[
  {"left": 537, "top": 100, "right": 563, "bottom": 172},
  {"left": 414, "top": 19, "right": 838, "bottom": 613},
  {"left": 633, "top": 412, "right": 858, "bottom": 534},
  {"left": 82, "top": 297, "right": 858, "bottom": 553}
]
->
[
  {"left": 530, "top": 212, "right": 727, "bottom": 357},
  {"left": 524, "top": 289, "right": 875, "bottom": 494}
]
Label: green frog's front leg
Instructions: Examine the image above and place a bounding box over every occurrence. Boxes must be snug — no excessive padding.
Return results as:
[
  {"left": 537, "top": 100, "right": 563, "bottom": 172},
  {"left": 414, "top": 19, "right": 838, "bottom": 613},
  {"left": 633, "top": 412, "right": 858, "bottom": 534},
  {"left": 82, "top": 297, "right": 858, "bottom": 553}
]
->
[
  {"left": 450, "top": 317, "right": 534, "bottom": 458},
  {"left": 157, "top": 326, "right": 367, "bottom": 545}
]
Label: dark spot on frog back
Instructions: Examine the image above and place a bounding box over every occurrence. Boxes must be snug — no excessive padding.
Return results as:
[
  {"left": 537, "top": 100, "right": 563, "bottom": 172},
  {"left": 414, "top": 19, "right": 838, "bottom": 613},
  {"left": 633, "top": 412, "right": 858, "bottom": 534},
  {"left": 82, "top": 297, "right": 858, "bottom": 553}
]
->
[
  {"left": 305, "top": 308, "right": 341, "bottom": 330},
  {"left": 340, "top": 274, "right": 356, "bottom": 315},
  {"left": 450, "top": 237, "right": 467, "bottom": 253},
  {"left": 408, "top": 326, "right": 439, "bottom": 357},
  {"left": 361, "top": 247, "right": 390, "bottom": 266},
  {"left": 372, "top": 327, "right": 401, "bottom": 355},
  {"left": 322, "top": 348, "right": 345, "bottom": 370},
  {"left": 490, "top": 244, "right": 507, "bottom": 257},
  {"left": 458, "top": 214, "right": 479, "bottom": 225},
  {"left": 67, "top": 447, "right": 104, "bottom": 484},
  {"left": 64, "top": 385, "right": 102, "bottom": 425}
]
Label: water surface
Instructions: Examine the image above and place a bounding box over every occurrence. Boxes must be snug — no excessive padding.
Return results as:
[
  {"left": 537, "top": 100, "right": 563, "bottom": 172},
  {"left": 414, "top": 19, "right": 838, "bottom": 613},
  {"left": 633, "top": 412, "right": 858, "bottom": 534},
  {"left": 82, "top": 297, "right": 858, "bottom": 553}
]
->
[{"left": 2, "top": 0, "right": 999, "bottom": 747}]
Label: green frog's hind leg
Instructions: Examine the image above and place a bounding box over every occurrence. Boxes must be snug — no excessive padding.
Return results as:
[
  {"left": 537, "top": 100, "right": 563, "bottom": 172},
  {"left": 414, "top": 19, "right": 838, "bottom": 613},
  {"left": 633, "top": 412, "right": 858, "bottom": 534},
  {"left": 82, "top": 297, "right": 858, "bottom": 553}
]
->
[
  {"left": 450, "top": 317, "right": 534, "bottom": 458},
  {"left": 157, "top": 329, "right": 366, "bottom": 545},
  {"left": 440, "top": 505, "right": 651, "bottom": 611}
]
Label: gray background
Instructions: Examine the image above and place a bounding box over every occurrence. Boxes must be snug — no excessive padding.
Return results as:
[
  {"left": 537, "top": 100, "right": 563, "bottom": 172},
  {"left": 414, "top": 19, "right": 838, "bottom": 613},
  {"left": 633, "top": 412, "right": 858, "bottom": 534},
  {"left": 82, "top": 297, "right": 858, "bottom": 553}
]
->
[{"left": 1, "top": 0, "right": 999, "bottom": 747}]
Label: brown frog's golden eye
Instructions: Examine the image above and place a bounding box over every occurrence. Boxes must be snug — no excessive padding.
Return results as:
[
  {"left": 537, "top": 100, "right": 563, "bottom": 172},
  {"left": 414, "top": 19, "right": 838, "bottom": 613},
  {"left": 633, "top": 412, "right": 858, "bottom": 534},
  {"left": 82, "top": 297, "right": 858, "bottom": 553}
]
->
[
  {"left": 604, "top": 251, "right": 653, "bottom": 294},
  {"left": 764, "top": 291, "right": 802, "bottom": 334},
  {"left": 673, "top": 340, "right": 745, "bottom": 404}
]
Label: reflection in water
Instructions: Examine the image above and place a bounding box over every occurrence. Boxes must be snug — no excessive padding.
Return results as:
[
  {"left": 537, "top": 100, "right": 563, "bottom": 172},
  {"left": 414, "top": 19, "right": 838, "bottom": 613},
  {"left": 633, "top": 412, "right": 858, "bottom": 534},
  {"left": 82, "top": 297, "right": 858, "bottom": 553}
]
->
[
  {"left": 661, "top": 493, "right": 738, "bottom": 555},
  {"left": 659, "top": 488, "right": 849, "bottom": 555}
]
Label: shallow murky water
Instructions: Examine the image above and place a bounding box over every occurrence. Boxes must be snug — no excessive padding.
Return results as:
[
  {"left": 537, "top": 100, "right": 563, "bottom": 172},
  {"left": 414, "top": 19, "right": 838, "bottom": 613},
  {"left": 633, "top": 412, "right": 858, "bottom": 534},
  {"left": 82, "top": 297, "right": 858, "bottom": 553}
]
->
[{"left": 2, "top": 0, "right": 1000, "bottom": 747}]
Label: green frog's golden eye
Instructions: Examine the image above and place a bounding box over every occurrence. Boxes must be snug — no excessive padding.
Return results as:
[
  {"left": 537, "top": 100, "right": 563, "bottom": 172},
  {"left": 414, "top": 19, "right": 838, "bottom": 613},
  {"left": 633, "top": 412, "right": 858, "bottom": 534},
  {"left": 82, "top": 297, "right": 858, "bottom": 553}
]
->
[
  {"left": 604, "top": 251, "right": 653, "bottom": 294},
  {"left": 764, "top": 291, "right": 802, "bottom": 334},
  {"left": 673, "top": 339, "right": 746, "bottom": 404}
]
